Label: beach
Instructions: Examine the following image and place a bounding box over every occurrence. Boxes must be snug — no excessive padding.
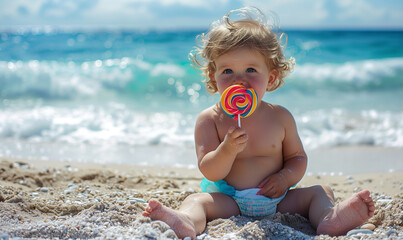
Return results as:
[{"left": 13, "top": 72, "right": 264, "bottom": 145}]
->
[
  {"left": 1, "top": 24, "right": 402, "bottom": 240},
  {"left": 0, "top": 147, "right": 402, "bottom": 240}
]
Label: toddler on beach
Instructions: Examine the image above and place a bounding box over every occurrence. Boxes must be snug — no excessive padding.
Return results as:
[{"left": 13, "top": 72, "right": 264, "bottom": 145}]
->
[{"left": 143, "top": 7, "right": 375, "bottom": 239}]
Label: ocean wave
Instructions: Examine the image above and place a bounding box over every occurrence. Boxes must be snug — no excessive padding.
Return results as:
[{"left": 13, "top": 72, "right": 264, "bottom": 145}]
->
[
  {"left": 298, "top": 109, "right": 403, "bottom": 149},
  {"left": 0, "top": 58, "right": 192, "bottom": 99},
  {"left": 1, "top": 57, "right": 402, "bottom": 100},
  {"left": 0, "top": 104, "right": 196, "bottom": 147},
  {"left": 290, "top": 58, "right": 403, "bottom": 90},
  {"left": 0, "top": 105, "right": 402, "bottom": 150}
]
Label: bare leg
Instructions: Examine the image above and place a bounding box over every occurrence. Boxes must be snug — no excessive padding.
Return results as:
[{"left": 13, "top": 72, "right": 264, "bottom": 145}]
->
[
  {"left": 277, "top": 185, "right": 375, "bottom": 236},
  {"left": 142, "top": 192, "right": 239, "bottom": 239}
]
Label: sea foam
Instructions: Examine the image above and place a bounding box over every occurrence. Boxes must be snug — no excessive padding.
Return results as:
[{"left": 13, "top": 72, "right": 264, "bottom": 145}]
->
[
  {"left": 291, "top": 58, "right": 403, "bottom": 89},
  {"left": 1, "top": 57, "right": 402, "bottom": 100},
  {"left": 0, "top": 105, "right": 402, "bottom": 151}
]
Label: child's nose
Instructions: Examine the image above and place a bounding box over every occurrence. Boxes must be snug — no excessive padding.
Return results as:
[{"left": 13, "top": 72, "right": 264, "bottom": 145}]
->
[{"left": 233, "top": 74, "right": 248, "bottom": 87}]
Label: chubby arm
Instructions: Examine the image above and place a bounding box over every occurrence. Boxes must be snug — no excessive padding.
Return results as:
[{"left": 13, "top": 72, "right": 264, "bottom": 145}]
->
[
  {"left": 279, "top": 107, "right": 307, "bottom": 186},
  {"left": 257, "top": 107, "right": 307, "bottom": 198},
  {"left": 195, "top": 109, "right": 248, "bottom": 181}
]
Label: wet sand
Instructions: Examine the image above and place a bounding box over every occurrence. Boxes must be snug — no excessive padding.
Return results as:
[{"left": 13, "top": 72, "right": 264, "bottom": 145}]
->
[{"left": 0, "top": 157, "right": 402, "bottom": 239}]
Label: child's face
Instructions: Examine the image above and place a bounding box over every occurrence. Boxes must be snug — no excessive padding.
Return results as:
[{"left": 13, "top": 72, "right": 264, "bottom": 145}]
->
[{"left": 211, "top": 47, "right": 276, "bottom": 101}]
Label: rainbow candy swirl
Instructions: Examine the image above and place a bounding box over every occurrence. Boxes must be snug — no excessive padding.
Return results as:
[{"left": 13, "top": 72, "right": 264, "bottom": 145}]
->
[{"left": 220, "top": 85, "right": 258, "bottom": 120}]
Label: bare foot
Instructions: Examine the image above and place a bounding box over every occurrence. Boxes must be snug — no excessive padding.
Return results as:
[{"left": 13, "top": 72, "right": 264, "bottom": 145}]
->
[
  {"left": 317, "top": 190, "right": 375, "bottom": 236},
  {"left": 142, "top": 199, "right": 196, "bottom": 239}
]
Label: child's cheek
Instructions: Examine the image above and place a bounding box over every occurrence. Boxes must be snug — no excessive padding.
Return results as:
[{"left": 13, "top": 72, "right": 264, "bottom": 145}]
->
[
  {"left": 217, "top": 75, "right": 233, "bottom": 89},
  {"left": 219, "top": 74, "right": 232, "bottom": 82},
  {"left": 251, "top": 85, "right": 267, "bottom": 102}
]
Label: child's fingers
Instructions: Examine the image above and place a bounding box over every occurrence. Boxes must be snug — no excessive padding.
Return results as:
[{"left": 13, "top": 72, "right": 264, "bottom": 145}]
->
[
  {"left": 258, "top": 175, "right": 271, "bottom": 188},
  {"left": 258, "top": 185, "right": 284, "bottom": 198},
  {"left": 228, "top": 127, "right": 247, "bottom": 138},
  {"left": 257, "top": 184, "right": 274, "bottom": 196},
  {"left": 224, "top": 127, "right": 248, "bottom": 152},
  {"left": 235, "top": 133, "right": 248, "bottom": 144},
  {"left": 227, "top": 126, "right": 236, "bottom": 134}
]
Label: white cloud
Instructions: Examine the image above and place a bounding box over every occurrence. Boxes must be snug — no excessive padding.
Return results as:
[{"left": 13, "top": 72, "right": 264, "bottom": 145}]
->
[
  {"left": 241, "top": 0, "right": 328, "bottom": 27},
  {"left": 82, "top": 0, "right": 155, "bottom": 26},
  {"left": 0, "top": 0, "right": 44, "bottom": 16},
  {"left": 336, "top": 0, "right": 386, "bottom": 21},
  {"left": 0, "top": 0, "right": 233, "bottom": 29},
  {"left": 0, "top": 0, "right": 46, "bottom": 24},
  {"left": 0, "top": 0, "right": 401, "bottom": 29},
  {"left": 146, "top": 0, "right": 229, "bottom": 8},
  {"left": 157, "top": 0, "right": 207, "bottom": 7},
  {"left": 242, "top": 0, "right": 403, "bottom": 29}
]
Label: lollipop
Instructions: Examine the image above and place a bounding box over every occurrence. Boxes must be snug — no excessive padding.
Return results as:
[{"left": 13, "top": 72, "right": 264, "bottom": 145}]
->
[{"left": 220, "top": 85, "right": 258, "bottom": 127}]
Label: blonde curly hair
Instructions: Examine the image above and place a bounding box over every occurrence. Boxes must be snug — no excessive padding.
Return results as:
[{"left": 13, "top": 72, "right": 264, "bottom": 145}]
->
[{"left": 189, "top": 7, "right": 295, "bottom": 93}]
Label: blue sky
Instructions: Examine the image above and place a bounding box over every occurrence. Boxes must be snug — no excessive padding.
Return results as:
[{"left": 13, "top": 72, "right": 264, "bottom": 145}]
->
[{"left": 1, "top": 0, "right": 402, "bottom": 30}]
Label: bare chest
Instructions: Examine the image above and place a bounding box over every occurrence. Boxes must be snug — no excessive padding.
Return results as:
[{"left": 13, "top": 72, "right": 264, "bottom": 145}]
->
[{"left": 216, "top": 114, "right": 284, "bottom": 157}]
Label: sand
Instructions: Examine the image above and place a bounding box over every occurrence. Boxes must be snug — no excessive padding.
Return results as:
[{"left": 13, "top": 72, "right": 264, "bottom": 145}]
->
[{"left": 0, "top": 157, "right": 402, "bottom": 240}]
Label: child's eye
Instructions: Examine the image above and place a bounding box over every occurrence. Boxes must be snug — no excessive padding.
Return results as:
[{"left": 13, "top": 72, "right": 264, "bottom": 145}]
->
[
  {"left": 223, "top": 69, "right": 233, "bottom": 74},
  {"left": 246, "top": 68, "right": 256, "bottom": 73}
]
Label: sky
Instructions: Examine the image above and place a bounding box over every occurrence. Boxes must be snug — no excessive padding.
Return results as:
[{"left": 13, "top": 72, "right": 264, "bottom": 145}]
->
[{"left": 0, "top": 0, "right": 402, "bottom": 30}]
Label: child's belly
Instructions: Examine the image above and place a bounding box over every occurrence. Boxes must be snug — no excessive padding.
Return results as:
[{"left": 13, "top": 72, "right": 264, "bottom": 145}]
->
[{"left": 224, "top": 156, "right": 283, "bottom": 190}]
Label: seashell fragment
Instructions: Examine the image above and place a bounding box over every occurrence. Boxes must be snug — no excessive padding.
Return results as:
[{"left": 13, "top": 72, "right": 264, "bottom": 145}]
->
[
  {"left": 347, "top": 229, "right": 373, "bottom": 236},
  {"left": 360, "top": 223, "right": 376, "bottom": 231}
]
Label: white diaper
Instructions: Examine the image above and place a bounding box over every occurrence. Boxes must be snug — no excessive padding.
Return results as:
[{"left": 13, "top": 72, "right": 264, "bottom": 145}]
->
[
  {"left": 233, "top": 188, "right": 286, "bottom": 218},
  {"left": 201, "top": 178, "right": 287, "bottom": 218}
]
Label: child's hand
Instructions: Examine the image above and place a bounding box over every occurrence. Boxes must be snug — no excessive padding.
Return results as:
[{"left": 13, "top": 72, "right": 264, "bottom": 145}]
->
[
  {"left": 222, "top": 126, "right": 248, "bottom": 154},
  {"left": 256, "top": 173, "right": 288, "bottom": 198}
]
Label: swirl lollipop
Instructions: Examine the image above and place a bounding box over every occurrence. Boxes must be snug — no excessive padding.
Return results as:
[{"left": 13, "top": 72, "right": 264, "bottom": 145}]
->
[{"left": 220, "top": 85, "right": 258, "bottom": 127}]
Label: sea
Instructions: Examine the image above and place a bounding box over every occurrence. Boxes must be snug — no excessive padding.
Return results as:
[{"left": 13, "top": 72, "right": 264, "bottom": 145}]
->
[{"left": 0, "top": 29, "right": 402, "bottom": 168}]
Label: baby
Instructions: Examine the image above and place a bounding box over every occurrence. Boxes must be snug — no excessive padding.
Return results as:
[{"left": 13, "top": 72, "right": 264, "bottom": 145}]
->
[{"left": 143, "top": 7, "right": 375, "bottom": 239}]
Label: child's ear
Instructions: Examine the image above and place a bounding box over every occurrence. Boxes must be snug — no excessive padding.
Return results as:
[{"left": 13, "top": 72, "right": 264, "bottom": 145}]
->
[
  {"left": 209, "top": 72, "right": 216, "bottom": 83},
  {"left": 267, "top": 69, "right": 279, "bottom": 89}
]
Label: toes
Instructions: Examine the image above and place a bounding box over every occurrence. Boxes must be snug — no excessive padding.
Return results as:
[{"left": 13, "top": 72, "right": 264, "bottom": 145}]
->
[
  {"left": 368, "top": 205, "right": 376, "bottom": 216},
  {"left": 145, "top": 206, "right": 152, "bottom": 213},
  {"left": 363, "top": 197, "right": 373, "bottom": 203},
  {"left": 142, "top": 205, "right": 153, "bottom": 217},
  {"left": 142, "top": 199, "right": 163, "bottom": 218},
  {"left": 357, "top": 190, "right": 376, "bottom": 216},
  {"left": 357, "top": 190, "right": 370, "bottom": 200},
  {"left": 369, "top": 205, "right": 376, "bottom": 211},
  {"left": 368, "top": 201, "right": 375, "bottom": 211},
  {"left": 148, "top": 199, "right": 162, "bottom": 210},
  {"left": 357, "top": 191, "right": 376, "bottom": 218}
]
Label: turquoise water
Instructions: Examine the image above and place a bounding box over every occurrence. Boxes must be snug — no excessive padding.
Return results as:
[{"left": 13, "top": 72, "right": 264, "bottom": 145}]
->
[{"left": 0, "top": 29, "right": 402, "bottom": 165}]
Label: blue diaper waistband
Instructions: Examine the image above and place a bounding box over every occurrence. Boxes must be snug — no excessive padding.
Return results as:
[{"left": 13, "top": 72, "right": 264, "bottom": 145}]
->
[{"left": 200, "top": 178, "right": 236, "bottom": 196}]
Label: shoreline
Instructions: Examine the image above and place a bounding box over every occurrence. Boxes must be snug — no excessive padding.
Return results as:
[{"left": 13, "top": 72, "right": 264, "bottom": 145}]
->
[
  {"left": 306, "top": 146, "right": 403, "bottom": 175},
  {"left": 0, "top": 156, "right": 402, "bottom": 239},
  {"left": 1, "top": 145, "right": 402, "bottom": 175}
]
